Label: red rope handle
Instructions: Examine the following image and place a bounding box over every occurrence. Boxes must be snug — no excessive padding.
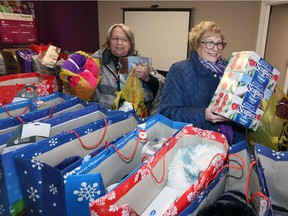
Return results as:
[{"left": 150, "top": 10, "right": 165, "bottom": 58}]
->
[
  {"left": 204, "top": 153, "right": 245, "bottom": 188},
  {"left": 68, "top": 118, "right": 108, "bottom": 150},
  {"left": 47, "top": 105, "right": 55, "bottom": 119},
  {"left": 245, "top": 160, "right": 271, "bottom": 205},
  {"left": 108, "top": 139, "right": 139, "bottom": 161},
  {"left": 148, "top": 155, "right": 166, "bottom": 184},
  {"left": 3, "top": 103, "right": 32, "bottom": 117}
]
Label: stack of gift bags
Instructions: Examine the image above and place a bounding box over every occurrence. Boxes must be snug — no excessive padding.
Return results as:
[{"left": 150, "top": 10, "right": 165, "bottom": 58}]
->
[{"left": 1, "top": 50, "right": 288, "bottom": 216}]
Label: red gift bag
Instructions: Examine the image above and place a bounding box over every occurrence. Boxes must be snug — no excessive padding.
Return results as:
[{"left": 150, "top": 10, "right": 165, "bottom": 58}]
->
[
  {"left": 89, "top": 125, "right": 229, "bottom": 215},
  {"left": 0, "top": 72, "right": 58, "bottom": 105}
]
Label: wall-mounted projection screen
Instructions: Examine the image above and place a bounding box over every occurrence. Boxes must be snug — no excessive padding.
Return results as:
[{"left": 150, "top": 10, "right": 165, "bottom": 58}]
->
[{"left": 123, "top": 8, "right": 193, "bottom": 71}]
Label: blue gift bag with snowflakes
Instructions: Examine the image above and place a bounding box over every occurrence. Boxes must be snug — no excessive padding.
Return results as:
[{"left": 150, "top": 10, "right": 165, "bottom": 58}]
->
[
  {"left": 0, "top": 92, "right": 74, "bottom": 120},
  {"left": 180, "top": 140, "right": 272, "bottom": 216},
  {"left": 14, "top": 110, "right": 142, "bottom": 216},
  {"left": 0, "top": 96, "right": 94, "bottom": 135},
  {"left": 254, "top": 144, "right": 288, "bottom": 215},
  {"left": 0, "top": 103, "right": 119, "bottom": 216},
  {"left": 64, "top": 114, "right": 188, "bottom": 216}
]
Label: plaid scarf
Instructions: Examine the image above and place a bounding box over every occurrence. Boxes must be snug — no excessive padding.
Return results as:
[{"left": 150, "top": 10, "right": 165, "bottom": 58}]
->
[{"left": 199, "top": 55, "right": 226, "bottom": 78}]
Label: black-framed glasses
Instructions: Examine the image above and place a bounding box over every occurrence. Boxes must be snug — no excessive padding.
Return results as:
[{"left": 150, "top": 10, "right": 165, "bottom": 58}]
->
[{"left": 200, "top": 41, "right": 227, "bottom": 50}]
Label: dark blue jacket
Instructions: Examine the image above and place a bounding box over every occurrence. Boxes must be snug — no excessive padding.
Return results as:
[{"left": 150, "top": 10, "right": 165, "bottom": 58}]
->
[{"left": 159, "top": 51, "right": 245, "bottom": 144}]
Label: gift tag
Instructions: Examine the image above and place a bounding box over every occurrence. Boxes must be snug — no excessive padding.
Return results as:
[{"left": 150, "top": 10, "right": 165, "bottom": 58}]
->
[{"left": 21, "top": 122, "right": 51, "bottom": 139}]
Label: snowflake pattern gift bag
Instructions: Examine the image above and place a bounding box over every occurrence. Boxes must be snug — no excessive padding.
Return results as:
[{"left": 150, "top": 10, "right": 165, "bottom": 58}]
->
[
  {"left": 14, "top": 110, "right": 142, "bottom": 216},
  {"left": 64, "top": 114, "right": 188, "bottom": 216},
  {"left": 179, "top": 140, "right": 272, "bottom": 216},
  {"left": 0, "top": 103, "right": 119, "bottom": 216},
  {"left": 89, "top": 125, "right": 229, "bottom": 216},
  {"left": 0, "top": 72, "right": 58, "bottom": 105},
  {"left": 0, "top": 96, "right": 93, "bottom": 136},
  {"left": 255, "top": 144, "right": 288, "bottom": 215},
  {"left": 0, "top": 91, "right": 74, "bottom": 120}
]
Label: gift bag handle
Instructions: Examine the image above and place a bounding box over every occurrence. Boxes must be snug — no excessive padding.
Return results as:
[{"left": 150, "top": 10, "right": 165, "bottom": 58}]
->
[
  {"left": 3, "top": 103, "right": 32, "bottom": 118},
  {"left": 141, "top": 137, "right": 172, "bottom": 185},
  {"left": 105, "top": 138, "right": 139, "bottom": 161},
  {"left": 203, "top": 153, "right": 245, "bottom": 188},
  {"left": 245, "top": 161, "right": 271, "bottom": 205},
  {"left": 68, "top": 118, "right": 108, "bottom": 150}
]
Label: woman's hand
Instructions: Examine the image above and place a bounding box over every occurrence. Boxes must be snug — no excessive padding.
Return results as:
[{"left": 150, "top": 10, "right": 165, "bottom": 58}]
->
[
  {"left": 205, "top": 106, "right": 230, "bottom": 124},
  {"left": 133, "top": 64, "right": 150, "bottom": 82}
]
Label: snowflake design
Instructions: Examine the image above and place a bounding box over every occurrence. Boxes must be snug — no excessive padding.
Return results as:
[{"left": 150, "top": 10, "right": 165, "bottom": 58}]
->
[
  {"left": 35, "top": 81, "right": 51, "bottom": 96},
  {"left": 187, "top": 190, "right": 198, "bottom": 202},
  {"left": 63, "top": 167, "right": 81, "bottom": 184},
  {"left": 271, "top": 150, "right": 285, "bottom": 159},
  {"left": 31, "top": 152, "right": 42, "bottom": 159},
  {"left": 107, "top": 120, "right": 112, "bottom": 126},
  {"left": 49, "top": 137, "right": 58, "bottom": 147},
  {"left": 0, "top": 204, "right": 5, "bottom": 215},
  {"left": 109, "top": 204, "right": 119, "bottom": 212},
  {"left": 90, "top": 210, "right": 99, "bottom": 216},
  {"left": 164, "top": 205, "right": 177, "bottom": 216},
  {"left": 134, "top": 165, "right": 151, "bottom": 182},
  {"left": 31, "top": 160, "right": 44, "bottom": 170},
  {"left": 259, "top": 197, "right": 268, "bottom": 216},
  {"left": 0, "top": 169, "right": 2, "bottom": 181},
  {"left": 49, "top": 184, "right": 57, "bottom": 194},
  {"left": 73, "top": 182, "right": 100, "bottom": 202},
  {"left": 106, "top": 191, "right": 116, "bottom": 201},
  {"left": 85, "top": 128, "right": 93, "bottom": 134},
  {"left": 27, "top": 187, "right": 40, "bottom": 202}
]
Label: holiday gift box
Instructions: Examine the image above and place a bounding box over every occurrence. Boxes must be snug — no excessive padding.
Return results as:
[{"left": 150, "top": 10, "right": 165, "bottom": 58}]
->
[
  {"left": 180, "top": 140, "right": 272, "bottom": 216},
  {"left": 0, "top": 92, "right": 74, "bottom": 120},
  {"left": 0, "top": 96, "right": 93, "bottom": 135},
  {"left": 64, "top": 114, "right": 187, "bottom": 216},
  {"left": 0, "top": 72, "right": 59, "bottom": 105},
  {"left": 210, "top": 51, "right": 280, "bottom": 131},
  {"left": 254, "top": 144, "right": 288, "bottom": 215},
  {"left": 0, "top": 103, "right": 120, "bottom": 216},
  {"left": 89, "top": 125, "right": 229, "bottom": 215},
  {"left": 14, "top": 110, "right": 143, "bottom": 216}
]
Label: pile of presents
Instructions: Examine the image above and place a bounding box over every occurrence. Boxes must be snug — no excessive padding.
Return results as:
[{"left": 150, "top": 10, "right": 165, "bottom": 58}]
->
[{"left": 0, "top": 49, "right": 287, "bottom": 216}]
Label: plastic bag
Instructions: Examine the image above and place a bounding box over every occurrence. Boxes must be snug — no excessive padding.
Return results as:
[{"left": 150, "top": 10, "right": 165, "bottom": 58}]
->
[
  {"left": 113, "top": 68, "right": 148, "bottom": 118},
  {"left": 248, "top": 85, "right": 288, "bottom": 151},
  {"left": 59, "top": 51, "right": 100, "bottom": 101}
]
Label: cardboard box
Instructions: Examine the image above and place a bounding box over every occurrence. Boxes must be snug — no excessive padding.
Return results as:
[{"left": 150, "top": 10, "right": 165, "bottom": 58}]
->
[{"left": 210, "top": 51, "right": 280, "bottom": 131}]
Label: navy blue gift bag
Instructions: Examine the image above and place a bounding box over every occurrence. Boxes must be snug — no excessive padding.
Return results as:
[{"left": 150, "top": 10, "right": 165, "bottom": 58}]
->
[
  {"left": 0, "top": 103, "right": 119, "bottom": 216},
  {"left": 255, "top": 144, "right": 288, "bottom": 215},
  {"left": 0, "top": 92, "right": 74, "bottom": 120},
  {"left": 0, "top": 96, "right": 93, "bottom": 135},
  {"left": 64, "top": 114, "right": 187, "bottom": 216},
  {"left": 14, "top": 110, "right": 142, "bottom": 216},
  {"left": 180, "top": 140, "right": 272, "bottom": 216}
]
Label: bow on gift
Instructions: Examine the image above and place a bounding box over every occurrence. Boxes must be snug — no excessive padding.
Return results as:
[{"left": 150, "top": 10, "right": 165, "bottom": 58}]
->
[{"left": 60, "top": 51, "right": 101, "bottom": 101}]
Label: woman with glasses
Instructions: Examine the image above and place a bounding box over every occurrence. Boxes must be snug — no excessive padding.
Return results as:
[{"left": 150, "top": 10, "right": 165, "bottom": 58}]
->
[
  {"left": 92, "top": 23, "right": 164, "bottom": 116},
  {"left": 159, "top": 21, "right": 245, "bottom": 144}
]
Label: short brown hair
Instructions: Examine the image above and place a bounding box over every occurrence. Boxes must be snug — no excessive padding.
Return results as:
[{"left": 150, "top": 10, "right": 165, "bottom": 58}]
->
[{"left": 188, "top": 21, "right": 225, "bottom": 51}]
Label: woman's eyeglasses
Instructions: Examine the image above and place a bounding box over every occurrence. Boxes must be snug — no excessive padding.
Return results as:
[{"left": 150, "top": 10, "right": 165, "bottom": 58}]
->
[
  {"left": 111, "top": 37, "right": 129, "bottom": 43},
  {"left": 201, "top": 41, "right": 227, "bottom": 50}
]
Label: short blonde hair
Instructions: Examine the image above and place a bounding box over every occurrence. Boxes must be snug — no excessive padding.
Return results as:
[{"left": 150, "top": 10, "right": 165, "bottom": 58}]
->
[
  {"left": 188, "top": 21, "right": 225, "bottom": 51},
  {"left": 104, "top": 23, "right": 135, "bottom": 55}
]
